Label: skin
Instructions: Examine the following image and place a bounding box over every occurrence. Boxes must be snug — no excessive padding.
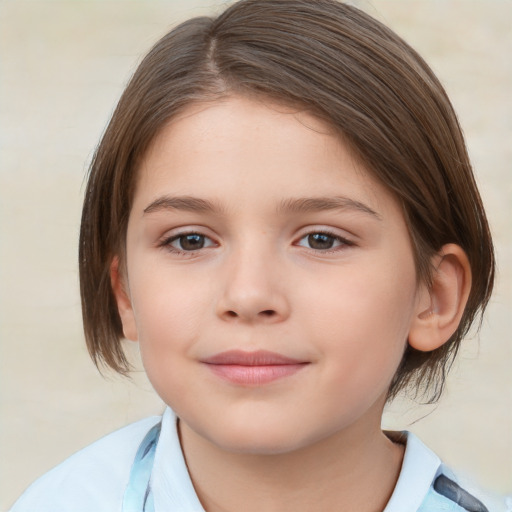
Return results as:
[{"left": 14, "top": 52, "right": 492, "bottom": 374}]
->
[{"left": 112, "top": 96, "right": 471, "bottom": 512}]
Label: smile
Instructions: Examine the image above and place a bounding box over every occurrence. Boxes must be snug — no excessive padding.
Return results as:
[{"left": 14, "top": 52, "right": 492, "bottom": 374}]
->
[{"left": 202, "top": 350, "right": 309, "bottom": 385}]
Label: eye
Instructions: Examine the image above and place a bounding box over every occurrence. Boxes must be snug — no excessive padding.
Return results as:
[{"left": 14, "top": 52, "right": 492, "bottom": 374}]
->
[
  {"left": 162, "top": 232, "right": 216, "bottom": 252},
  {"left": 296, "top": 231, "right": 351, "bottom": 251}
]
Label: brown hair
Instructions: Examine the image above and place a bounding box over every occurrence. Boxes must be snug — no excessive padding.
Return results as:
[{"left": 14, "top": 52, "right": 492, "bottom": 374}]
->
[{"left": 79, "top": 0, "right": 494, "bottom": 402}]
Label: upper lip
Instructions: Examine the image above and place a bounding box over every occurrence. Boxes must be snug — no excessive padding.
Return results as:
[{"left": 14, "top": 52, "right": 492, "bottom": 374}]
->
[{"left": 202, "top": 350, "right": 306, "bottom": 366}]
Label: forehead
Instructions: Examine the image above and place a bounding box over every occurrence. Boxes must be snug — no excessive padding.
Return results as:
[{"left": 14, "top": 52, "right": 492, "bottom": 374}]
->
[{"left": 134, "top": 95, "right": 400, "bottom": 220}]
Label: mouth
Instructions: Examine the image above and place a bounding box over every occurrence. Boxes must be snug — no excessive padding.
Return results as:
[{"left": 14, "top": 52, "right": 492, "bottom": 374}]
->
[{"left": 201, "top": 350, "right": 309, "bottom": 386}]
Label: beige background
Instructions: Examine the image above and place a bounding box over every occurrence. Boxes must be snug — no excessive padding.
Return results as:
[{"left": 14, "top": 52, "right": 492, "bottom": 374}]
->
[{"left": 1, "top": 1, "right": 511, "bottom": 510}]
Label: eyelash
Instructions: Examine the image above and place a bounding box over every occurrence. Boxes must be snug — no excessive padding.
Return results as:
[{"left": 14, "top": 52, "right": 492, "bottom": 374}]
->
[
  {"left": 158, "top": 232, "right": 217, "bottom": 257},
  {"left": 158, "top": 229, "right": 354, "bottom": 256},
  {"left": 295, "top": 230, "right": 354, "bottom": 253}
]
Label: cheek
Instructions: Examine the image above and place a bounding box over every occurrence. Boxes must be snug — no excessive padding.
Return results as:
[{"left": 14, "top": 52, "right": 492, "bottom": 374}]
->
[
  {"left": 130, "top": 263, "right": 210, "bottom": 335},
  {"left": 307, "top": 263, "right": 415, "bottom": 333},
  {"left": 303, "top": 263, "right": 416, "bottom": 386},
  {"left": 127, "top": 268, "right": 212, "bottom": 380}
]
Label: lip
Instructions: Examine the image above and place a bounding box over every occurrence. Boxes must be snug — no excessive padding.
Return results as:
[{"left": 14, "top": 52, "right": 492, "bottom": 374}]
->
[{"left": 202, "top": 350, "right": 309, "bottom": 385}]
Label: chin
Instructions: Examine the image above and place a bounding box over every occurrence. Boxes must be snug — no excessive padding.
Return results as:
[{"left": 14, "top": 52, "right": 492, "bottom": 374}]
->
[
  {"left": 218, "top": 436, "right": 305, "bottom": 456},
  {"left": 202, "top": 421, "right": 325, "bottom": 457}
]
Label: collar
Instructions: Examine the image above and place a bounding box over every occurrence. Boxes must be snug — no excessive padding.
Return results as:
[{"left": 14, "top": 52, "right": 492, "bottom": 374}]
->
[
  {"left": 383, "top": 431, "right": 442, "bottom": 512},
  {"left": 151, "top": 408, "right": 205, "bottom": 511},
  {"left": 151, "top": 408, "right": 441, "bottom": 512}
]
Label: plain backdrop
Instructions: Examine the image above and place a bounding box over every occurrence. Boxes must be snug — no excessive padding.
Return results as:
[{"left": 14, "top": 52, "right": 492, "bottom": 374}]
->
[{"left": 1, "top": 1, "right": 511, "bottom": 510}]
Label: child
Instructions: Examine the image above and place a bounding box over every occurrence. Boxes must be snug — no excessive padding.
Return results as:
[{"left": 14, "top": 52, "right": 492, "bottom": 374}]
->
[{"left": 10, "top": 0, "right": 497, "bottom": 511}]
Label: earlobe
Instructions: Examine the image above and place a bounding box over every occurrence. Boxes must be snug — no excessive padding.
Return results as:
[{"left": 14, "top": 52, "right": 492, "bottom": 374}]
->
[
  {"left": 408, "top": 244, "right": 472, "bottom": 352},
  {"left": 110, "top": 257, "right": 138, "bottom": 341}
]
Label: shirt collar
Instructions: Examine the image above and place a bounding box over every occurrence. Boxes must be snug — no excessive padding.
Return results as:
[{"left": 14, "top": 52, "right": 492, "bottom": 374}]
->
[
  {"left": 383, "top": 431, "right": 441, "bottom": 512},
  {"left": 152, "top": 408, "right": 441, "bottom": 512},
  {"left": 152, "top": 408, "right": 205, "bottom": 512}
]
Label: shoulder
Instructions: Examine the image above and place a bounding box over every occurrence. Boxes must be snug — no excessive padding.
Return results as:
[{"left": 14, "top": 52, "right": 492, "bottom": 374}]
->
[
  {"left": 9, "top": 415, "right": 161, "bottom": 512},
  {"left": 419, "top": 472, "right": 492, "bottom": 512},
  {"left": 385, "top": 432, "right": 496, "bottom": 512}
]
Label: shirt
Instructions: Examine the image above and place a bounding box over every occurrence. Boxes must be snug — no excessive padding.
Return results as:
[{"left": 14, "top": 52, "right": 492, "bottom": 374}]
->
[{"left": 9, "top": 407, "right": 493, "bottom": 512}]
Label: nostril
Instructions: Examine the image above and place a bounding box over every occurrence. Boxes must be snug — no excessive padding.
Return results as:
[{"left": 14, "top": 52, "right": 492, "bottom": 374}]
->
[{"left": 222, "top": 309, "right": 279, "bottom": 320}]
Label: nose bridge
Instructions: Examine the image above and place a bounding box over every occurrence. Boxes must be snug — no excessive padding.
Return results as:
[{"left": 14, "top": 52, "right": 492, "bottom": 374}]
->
[{"left": 217, "top": 236, "right": 289, "bottom": 322}]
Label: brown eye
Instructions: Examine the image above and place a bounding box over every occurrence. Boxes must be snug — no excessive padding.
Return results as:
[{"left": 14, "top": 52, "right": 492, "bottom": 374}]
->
[
  {"left": 296, "top": 231, "right": 351, "bottom": 251},
  {"left": 307, "top": 233, "right": 336, "bottom": 250},
  {"left": 178, "top": 234, "right": 205, "bottom": 250},
  {"left": 164, "top": 232, "right": 216, "bottom": 252}
]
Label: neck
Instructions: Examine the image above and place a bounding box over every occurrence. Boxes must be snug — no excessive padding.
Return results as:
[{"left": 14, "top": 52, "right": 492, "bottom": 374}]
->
[{"left": 179, "top": 410, "right": 404, "bottom": 512}]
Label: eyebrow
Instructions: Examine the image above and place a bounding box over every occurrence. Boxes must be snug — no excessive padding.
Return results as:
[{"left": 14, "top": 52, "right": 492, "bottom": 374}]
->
[
  {"left": 277, "top": 196, "right": 381, "bottom": 219},
  {"left": 143, "top": 196, "right": 224, "bottom": 215},
  {"left": 143, "top": 195, "right": 381, "bottom": 220}
]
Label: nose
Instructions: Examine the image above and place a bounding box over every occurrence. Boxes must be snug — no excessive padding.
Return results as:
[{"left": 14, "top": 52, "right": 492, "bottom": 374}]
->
[{"left": 216, "top": 248, "right": 290, "bottom": 324}]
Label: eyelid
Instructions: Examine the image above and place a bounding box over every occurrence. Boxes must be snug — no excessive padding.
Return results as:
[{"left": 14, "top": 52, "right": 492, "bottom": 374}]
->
[
  {"left": 294, "top": 225, "right": 356, "bottom": 241},
  {"left": 156, "top": 224, "right": 217, "bottom": 242},
  {"left": 157, "top": 227, "right": 219, "bottom": 255},
  {"left": 155, "top": 225, "right": 355, "bottom": 255},
  {"left": 293, "top": 227, "right": 356, "bottom": 252}
]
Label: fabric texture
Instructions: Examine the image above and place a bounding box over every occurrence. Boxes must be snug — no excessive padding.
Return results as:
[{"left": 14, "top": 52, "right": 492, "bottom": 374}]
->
[{"left": 9, "top": 408, "right": 492, "bottom": 512}]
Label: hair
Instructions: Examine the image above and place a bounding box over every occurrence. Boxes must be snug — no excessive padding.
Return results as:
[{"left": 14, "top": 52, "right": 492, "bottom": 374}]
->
[{"left": 79, "top": 0, "right": 494, "bottom": 402}]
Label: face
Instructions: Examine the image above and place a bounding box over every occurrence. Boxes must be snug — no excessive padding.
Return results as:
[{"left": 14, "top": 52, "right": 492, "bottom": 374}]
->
[{"left": 117, "top": 96, "right": 425, "bottom": 455}]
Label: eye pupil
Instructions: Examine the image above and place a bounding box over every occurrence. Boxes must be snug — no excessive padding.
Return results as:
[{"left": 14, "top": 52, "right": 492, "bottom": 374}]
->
[
  {"left": 180, "top": 234, "right": 204, "bottom": 250},
  {"left": 308, "top": 233, "right": 334, "bottom": 249}
]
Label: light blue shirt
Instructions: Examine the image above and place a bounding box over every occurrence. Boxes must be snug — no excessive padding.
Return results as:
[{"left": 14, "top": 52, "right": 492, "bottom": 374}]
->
[{"left": 9, "top": 408, "right": 495, "bottom": 512}]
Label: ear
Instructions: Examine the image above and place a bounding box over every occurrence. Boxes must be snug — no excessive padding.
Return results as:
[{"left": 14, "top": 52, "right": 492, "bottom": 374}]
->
[
  {"left": 408, "top": 244, "right": 472, "bottom": 352},
  {"left": 110, "top": 257, "right": 138, "bottom": 341}
]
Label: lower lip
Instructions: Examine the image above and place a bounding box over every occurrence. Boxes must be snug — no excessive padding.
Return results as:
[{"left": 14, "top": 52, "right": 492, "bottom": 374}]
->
[{"left": 205, "top": 363, "right": 307, "bottom": 385}]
